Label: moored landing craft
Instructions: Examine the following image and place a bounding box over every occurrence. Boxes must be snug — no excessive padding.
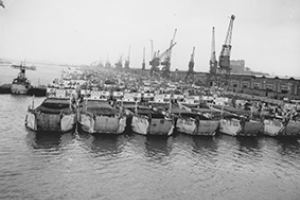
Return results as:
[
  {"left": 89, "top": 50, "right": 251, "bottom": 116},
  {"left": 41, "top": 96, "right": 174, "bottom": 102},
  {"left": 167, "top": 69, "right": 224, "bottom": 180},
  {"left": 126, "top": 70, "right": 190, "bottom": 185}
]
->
[
  {"left": 77, "top": 100, "right": 126, "bottom": 134},
  {"left": 219, "top": 115, "right": 264, "bottom": 136},
  {"left": 264, "top": 116, "right": 300, "bottom": 136},
  {"left": 129, "top": 106, "right": 174, "bottom": 136},
  {"left": 175, "top": 112, "right": 219, "bottom": 136},
  {"left": 263, "top": 116, "right": 285, "bottom": 136},
  {"left": 25, "top": 98, "right": 76, "bottom": 133}
]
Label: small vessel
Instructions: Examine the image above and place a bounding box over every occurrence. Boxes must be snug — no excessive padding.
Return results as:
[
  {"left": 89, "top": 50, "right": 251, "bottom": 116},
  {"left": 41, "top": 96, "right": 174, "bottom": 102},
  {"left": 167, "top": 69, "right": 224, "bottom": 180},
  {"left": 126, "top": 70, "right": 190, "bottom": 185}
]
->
[
  {"left": 219, "top": 115, "right": 264, "bottom": 136},
  {"left": 284, "top": 119, "right": 300, "bottom": 136},
  {"left": 10, "top": 64, "right": 35, "bottom": 94},
  {"left": 175, "top": 112, "right": 219, "bottom": 136},
  {"left": 264, "top": 115, "right": 300, "bottom": 136},
  {"left": 129, "top": 105, "right": 174, "bottom": 136},
  {"left": 77, "top": 100, "right": 126, "bottom": 134},
  {"left": 263, "top": 116, "right": 285, "bottom": 136},
  {"left": 25, "top": 97, "right": 76, "bottom": 132}
]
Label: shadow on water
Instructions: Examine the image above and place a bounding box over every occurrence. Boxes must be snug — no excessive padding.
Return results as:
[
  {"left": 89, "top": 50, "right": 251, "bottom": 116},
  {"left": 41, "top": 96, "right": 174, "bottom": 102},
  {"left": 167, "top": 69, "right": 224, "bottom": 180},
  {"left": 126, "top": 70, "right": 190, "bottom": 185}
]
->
[
  {"left": 143, "top": 136, "right": 173, "bottom": 161},
  {"left": 192, "top": 136, "right": 218, "bottom": 153},
  {"left": 26, "top": 130, "right": 74, "bottom": 151},
  {"left": 275, "top": 137, "right": 300, "bottom": 155},
  {"left": 82, "top": 133, "right": 126, "bottom": 156},
  {"left": 235, "top": 136, "right": 261, "bottom": 154}
]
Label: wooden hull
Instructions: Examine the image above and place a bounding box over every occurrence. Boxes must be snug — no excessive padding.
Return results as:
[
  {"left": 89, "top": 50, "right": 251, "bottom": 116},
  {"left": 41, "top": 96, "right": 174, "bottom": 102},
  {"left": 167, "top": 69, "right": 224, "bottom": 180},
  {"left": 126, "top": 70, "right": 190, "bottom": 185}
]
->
[{"left": 78, "top": 114, "right": 126, "bottom": 134}]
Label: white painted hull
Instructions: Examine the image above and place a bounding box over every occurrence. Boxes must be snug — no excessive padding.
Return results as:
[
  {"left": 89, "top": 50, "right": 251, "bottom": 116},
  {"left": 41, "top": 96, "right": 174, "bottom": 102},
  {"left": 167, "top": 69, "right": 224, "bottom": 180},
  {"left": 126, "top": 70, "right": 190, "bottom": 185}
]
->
[
  {"left": 176, "top": 118, "right": 196, "bottom": 135},
  {"left": 131, "top": 116, "right": 149, "bottom": 135},
  {"left": 25, "top": 112, "right": 37, "bottom": 131},
  {"left": 219, "top": 119, "right": 241, "bottom": 136},
  {"left": 79, "top": 114, "right": 126, "bottom": 134},
  {"left": 61, "top": 114, "right": 76, "bottom": 132},
  {"left": 220, "top": 118, "right": 263, "bottom": 136},
  {"left": 263, "top": 119, "right": 284, "bottom": 136},
  {"left": 26, "top": 112, "right": 75, "bottom": 132},
  {"left": 176, "top": 118, "right": 219, "bottom": 136},
  {"left": 11, "top": 84, "right": 29, "bottom": 95}
]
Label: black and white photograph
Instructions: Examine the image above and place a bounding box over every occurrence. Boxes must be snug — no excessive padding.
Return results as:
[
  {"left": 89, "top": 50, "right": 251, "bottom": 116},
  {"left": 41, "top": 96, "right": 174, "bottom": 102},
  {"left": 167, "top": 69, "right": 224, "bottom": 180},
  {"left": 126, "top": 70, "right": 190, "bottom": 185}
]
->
[{"left": 0, "top": 0, "right": 299, "bottom": 199}]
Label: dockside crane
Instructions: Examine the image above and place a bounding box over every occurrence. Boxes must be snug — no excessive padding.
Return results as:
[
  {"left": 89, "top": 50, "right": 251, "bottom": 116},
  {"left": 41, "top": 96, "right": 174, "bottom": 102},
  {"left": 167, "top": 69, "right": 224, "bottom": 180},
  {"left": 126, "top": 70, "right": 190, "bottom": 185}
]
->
[
  {"left": 149, "top": 42, "right": 177, "bottom": 77},
  {"left": 161, "top": 28, "right": 177, "bottom": 79},
  {"left": 185, "top": 46, "right": 195, "bottom": 83},
  {"left": 115, "top": 56, "right": 123, "bottom": 69},
  {"left": 142, "top": 47, "right": 146, "bottom": 70},
  {"left": 124, "top": 46, "right": 131, "bottom": 69},
  {"left": 219, "top": 15, "right": 235, "bottom": 85},
  {"left": 209, "top": 26, "right": 218, "bottom": 86}
]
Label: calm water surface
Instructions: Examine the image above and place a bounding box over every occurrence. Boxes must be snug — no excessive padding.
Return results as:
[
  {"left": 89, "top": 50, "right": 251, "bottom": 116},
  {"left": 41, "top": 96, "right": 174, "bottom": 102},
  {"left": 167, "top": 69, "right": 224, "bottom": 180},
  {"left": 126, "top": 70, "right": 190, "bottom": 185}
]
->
[{"left": 0, "top": 66, "right": 300, "bottom": 200}]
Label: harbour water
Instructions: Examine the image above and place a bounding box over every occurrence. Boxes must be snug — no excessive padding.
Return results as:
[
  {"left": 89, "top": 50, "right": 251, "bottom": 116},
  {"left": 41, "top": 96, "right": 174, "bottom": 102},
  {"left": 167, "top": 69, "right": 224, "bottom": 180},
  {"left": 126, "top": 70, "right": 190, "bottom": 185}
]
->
[{"left": 1, "top": 67, "right": 300, "bottom": 200}]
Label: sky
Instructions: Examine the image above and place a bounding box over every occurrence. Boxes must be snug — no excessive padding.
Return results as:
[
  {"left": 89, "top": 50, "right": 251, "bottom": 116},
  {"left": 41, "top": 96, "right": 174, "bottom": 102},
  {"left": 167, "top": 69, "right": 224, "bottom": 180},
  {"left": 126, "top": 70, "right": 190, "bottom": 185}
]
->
[{"left": 0, "top": 0, "right": 299, "bottom": 76}]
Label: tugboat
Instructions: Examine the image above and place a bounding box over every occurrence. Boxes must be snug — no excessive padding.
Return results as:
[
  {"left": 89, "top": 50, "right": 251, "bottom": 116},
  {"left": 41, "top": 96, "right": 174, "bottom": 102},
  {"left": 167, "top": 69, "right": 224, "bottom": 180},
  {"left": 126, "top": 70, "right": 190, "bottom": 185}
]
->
[{"left": 10, "top": 64, "right": 35, "bottom": 95}]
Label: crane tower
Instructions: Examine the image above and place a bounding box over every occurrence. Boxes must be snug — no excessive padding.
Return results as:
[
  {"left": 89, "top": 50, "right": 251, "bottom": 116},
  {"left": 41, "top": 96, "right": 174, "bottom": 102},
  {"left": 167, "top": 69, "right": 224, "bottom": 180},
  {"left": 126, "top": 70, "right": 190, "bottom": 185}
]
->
[
  {"left": 142, "top": 47, "right": 146, "bottom": 70},
  {"left": 219, "top": 15, "right": 235, "bottom": 85},
  {"left": 185, "top": 46, "right": 195, "bottom": 83},
  {"left": 161, "top": 28, "right": 177, "bottom": 79},
  {"left": 124, "top": 46, "right": 131, "bottom": 69}
]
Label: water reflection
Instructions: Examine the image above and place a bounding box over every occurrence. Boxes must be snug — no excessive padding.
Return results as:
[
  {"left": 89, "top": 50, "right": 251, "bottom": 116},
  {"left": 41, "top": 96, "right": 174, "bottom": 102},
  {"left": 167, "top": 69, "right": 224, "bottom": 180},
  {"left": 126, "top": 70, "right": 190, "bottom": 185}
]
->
[
  {"left": 26, "top": 130, "right": 74, "bottom": 151},
  {"left": 144, "top": 136, "right": 173, "bottom": 161},
  {"left": 276, "top": 137, "right": 300, "bottom": 155},
  {"left": 88, "top": 134, "right": 125, "bottom": 156},
  {"left": 236, "top": 137, "right": 261, "bottom": 153},
  {"left": 192, "top": 137, "right": 218, "bottom": 153}
]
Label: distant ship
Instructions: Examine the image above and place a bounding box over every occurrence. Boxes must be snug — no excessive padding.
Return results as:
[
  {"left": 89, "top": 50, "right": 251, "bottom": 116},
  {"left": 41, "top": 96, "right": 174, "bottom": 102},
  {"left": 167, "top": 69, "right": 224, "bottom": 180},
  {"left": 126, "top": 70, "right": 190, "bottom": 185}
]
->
[{"left": 10, "top": 64, "right": 36, "bottom": 94}]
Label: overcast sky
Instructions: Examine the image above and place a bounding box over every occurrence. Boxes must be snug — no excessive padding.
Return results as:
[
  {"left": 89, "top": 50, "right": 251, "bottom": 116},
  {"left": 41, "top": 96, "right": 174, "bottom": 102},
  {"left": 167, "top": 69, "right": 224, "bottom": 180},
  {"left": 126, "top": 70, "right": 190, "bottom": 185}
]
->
[{"left": 0, "top": 0, "right": 299, "bottom": 76}]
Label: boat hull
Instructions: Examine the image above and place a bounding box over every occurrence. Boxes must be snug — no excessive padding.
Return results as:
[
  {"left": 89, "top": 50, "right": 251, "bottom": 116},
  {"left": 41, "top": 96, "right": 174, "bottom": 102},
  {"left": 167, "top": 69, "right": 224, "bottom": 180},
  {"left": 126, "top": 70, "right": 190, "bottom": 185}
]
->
[
  {"left": 176, "top": 118, "right": 219, "bottom": 136},
  {"left": 148, "top": 118, "right": 174, "bottom": 136},
  {"left": 219, "top": 119, "right": 241, "bottom": 136},
  {"left": 284, "top": 120, "right": 300, "bottom": 136},
  {"left": 78, "top": 114, "right": 126, "bottom": 134},
  {"left": 131, "top": 116, "right": 149, "bottom": 135},
  {"left": 11, "top": 84, "right": 29, "bottom": 95},
  {"left": 219, "top": 118, "right": 263, "bottom": 136},
  {"left": 263, "top": 119, "right": 284, "bottom": 136},
  {"left": 25, "top": 111, "right": 75, "bottom": 133}
]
